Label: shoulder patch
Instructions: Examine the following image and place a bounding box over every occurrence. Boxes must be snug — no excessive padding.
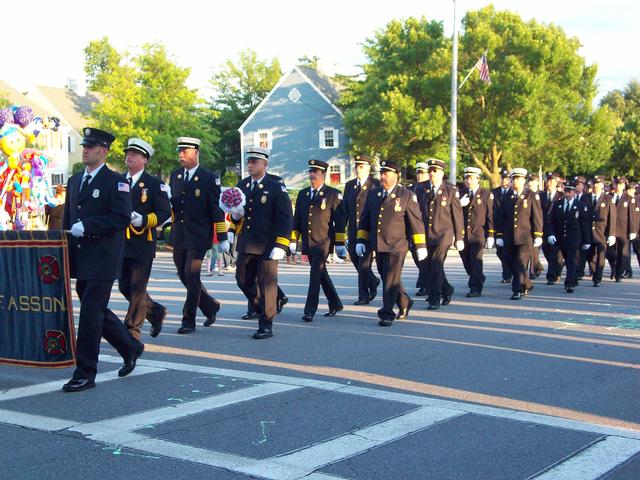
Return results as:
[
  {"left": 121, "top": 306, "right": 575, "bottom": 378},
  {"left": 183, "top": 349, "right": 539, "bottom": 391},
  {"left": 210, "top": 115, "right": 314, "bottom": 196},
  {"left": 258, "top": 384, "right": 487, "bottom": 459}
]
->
[
  {"left": 118, "top": 182, "right": 130, "bottom": 192},
  {"left": 281, "top": 186, "right": 288, "bottom": 193},
  {"left": 160, "top": 184, "right": 170, "bottom": 193}
]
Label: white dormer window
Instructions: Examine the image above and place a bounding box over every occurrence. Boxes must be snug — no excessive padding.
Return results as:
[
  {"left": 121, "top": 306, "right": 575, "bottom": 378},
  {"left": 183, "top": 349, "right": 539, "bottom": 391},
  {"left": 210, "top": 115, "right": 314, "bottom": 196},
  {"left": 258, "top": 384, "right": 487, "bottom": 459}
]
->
[
  {"left": 253, "top": 129, "right": 273, "bottom": 150},
  {"left": 288, "top": 88, "right": 301, "bottom": 103},
  {"left": 319, "top": 128, "right": 339, "bottom": 149}
]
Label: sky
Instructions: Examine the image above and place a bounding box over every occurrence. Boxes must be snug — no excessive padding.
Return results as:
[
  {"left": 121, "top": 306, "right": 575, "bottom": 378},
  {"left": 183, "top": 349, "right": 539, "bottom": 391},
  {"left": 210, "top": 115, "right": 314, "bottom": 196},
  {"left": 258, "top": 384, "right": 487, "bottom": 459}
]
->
[{"left": 5, "top": 0, "right": 638, "bottom": 101}]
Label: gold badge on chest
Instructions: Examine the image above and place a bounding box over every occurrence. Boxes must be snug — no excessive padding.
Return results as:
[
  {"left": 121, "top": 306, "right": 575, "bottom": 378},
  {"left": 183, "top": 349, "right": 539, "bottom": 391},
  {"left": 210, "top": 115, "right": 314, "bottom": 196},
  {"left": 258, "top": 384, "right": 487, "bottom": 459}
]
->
[
  {"left": 195, "top": 188, "right": 201, "bottom": 197},
  {"left": 261, "top": 195, "right": 267, "bottom": 204},
  {"left": 394, "top": 198, "right": 402, "bottom": 212},
  {"left": 321, "top": 199, "right": 326, "bottom": 210},
  {"left": 141, "top": 188, "right": 148, "bottom": 203}
]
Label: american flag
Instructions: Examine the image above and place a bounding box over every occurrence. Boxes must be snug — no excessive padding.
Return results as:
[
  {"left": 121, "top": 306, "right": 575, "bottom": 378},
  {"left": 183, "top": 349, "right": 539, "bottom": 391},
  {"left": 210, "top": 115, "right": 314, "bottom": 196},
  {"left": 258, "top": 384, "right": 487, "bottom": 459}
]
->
[{"left": 474, "top": 54, "right": 491, "bottom": 84}]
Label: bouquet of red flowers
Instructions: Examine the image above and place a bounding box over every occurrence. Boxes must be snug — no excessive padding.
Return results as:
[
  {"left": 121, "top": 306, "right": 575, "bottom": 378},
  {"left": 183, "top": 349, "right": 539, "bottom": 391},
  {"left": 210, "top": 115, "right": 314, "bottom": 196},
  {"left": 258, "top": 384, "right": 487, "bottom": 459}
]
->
[{"left": 219, "top": 187, "right": 246, "bottom": 219}]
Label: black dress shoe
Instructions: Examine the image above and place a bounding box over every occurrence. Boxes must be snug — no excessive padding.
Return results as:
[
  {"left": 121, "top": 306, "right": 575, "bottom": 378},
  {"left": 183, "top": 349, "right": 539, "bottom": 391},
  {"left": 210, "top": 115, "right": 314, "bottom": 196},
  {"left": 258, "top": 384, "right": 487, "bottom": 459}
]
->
[
  {"left": 441, "top": 293, "right": 453, "bottom": 306},
  {"left": 324, "top": 305, "right": 343, "bottom": 317},
  {"left": 565, "top": 287, "right": 574, "bottom": 293},
  {"left": 277, "top": 296, "right": 288, "bottom": 314},
  {"left": 252, "top": 329, "right": 273, "bottom": 339},
  {"left": 118, "top": 343, "right": 144, "bottom": 378},
  {"left": 177, "top": 326, "right": 195, "bottom": 334},
  {"left": 427, "top": 303, "right": 440, "bottom": 310},
  {"left": 546, "top": 279, "right": 556, "bottom": 285},
  {"left": 415, "top": 288, "right": 427, "bottom": 297},
  {"left": 510, "top": 292, "right": 522, "bottom": 300},
  {"left": 203, "top": 313, "right": 216, "bottom": 327},
  {"left": 593, "top": 282, "right": 600, "bottom": 287},
  {"left": 149, "top": 308, "right": 167, "bottom": 338},
  {"left": 302, "top": 314, "right": 314, "bottom": 322},
  {"left": 62, "top": 378, "right": 95, "bottom": 392},
  {"left": 466, "top": 291, "right": 481, "bottom": 298},
  {"left": 353, "top": 299, "right": 370, "bottom": 305},
  {"left": 615, "top": 278, "right": 622, "bottom": 283},
  {"left": 241, "top": 311, "right": 259, "bottom": 320},
  {"left": 500, "top": 278, "right": 511, "bottom": 284},
  {"left": 396, "top": 299, "right": 414, "bottom": 320},
  {"left": 369, "top": 278, "right": 380, "bottom": 301},
  {"left": 378, "top": 319, "right": 393, "bottom": 327}
]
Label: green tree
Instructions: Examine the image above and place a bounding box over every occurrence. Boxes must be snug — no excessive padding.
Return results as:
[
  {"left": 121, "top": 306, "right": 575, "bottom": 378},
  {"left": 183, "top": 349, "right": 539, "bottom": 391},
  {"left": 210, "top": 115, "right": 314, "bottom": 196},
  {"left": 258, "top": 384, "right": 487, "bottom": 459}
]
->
[
  {"left": 601, "top": 80, "right": 640, "bottom": 176},
  {"left": 209, "top": 49, "right": 281, "bottom": 169},
  {"left": 84, "top": 39, "right": 219, "bottom": 175}
]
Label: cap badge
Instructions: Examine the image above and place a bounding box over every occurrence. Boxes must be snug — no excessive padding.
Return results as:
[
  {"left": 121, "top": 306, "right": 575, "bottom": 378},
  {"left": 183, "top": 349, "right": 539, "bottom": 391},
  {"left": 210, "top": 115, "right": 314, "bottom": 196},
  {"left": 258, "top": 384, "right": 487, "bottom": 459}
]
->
[{"left": 84, "top": 128, "right": 90, "bottom": 135}]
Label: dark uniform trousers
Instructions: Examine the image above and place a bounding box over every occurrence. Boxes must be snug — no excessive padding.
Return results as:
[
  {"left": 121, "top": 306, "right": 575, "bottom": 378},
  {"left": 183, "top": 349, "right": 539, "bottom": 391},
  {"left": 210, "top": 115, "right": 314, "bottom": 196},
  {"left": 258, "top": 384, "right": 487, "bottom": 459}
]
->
[
  {"left": 460, "top": 240, "right": 485, "bottom": 293},
  {"left": 341, "top": 177, "right": 380, "bottom": 301},
  {"left": 119, "top": 257, "right": 165, "bottom": 339},
  {"left": 305, "top": 254, "right": 341, "bottom": 315},
  {"left": 63, "top": 165, "right": 140, "bottom": 382},
  {"left": 236, "top": 254, "right": 278, "bottom": 331},
  {"left": 541, "top": 191, "right": 565, "bottom": 281},
  {"left": 376, "top": 251, "right": 410, "bottom": 321},
  {"left": 588, "top": 243, "right": 607, "bottom": 284},
  {"left": 425, "top": 241, "right": 454, "bottom": 304},
  {"left": 169, "top": 166, "right": 227, "bottom": 329},
  {"left": 560, "top": 245, "right": 579, "bottom": 288},
  {"left": 506, "top": 244, "right": 534, "bottom": 294},
  {"left": 492, "top": 187, "right": 513, "bottom": 281}
]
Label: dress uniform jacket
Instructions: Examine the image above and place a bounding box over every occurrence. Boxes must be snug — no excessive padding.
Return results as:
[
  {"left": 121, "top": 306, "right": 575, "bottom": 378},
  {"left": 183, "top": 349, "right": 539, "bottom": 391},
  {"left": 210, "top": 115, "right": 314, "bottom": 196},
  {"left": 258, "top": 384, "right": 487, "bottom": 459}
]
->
[
  {"left": 292, "top": 184, "right": 345, "bottom": 257},
  {"left": 416, "top": 181, "right": 464, "bottom": 247},
  {"left": 541, "top": 190, "right": 564, "bottom": 227},
  {"left": 496, "top": 189, "right": 544, "bottom": 245},
  {"left": 356, "top": 184, "right": 426, "bottom": 252},
  {"left": 169, "top": 166, "right": 227, "bottom": 252},
  {"left": 341, "top": 177, "right": 380, "bottom": 244},
  {"left": 588, "top": 193, "right": 616, "bottom": 245},
  {"left": 124, "top": 171, "right": 171, "bottom": 259},
  {"left": 611, "top": 192, "right": 636, "bottom": 240},
  {"left": 231, "top": 175, "right": 293, "bottom": 255},
  {"left": 63, "top": 165, "right": 131, "bottom": 281},
  {"left": 547, "top": 199, "right": 591, "bottom": 249},
  {"left": 460, "top": 186, "right": 494, "bottom": 243}
]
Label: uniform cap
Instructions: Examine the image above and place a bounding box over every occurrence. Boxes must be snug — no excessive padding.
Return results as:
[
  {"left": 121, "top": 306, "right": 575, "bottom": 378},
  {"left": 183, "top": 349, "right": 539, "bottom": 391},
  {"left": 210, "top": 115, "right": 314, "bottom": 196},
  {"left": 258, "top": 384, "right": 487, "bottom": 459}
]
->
[
  {"left": 510, "top": 168, "right": 528, "bottom": 178},
  {"left": 573, "top": 175, "right": 586, "bottom": 184},
  {"left": 463, "top": 166, "right": 482, "bottom": 177},
  {"left": 308, "top": 159, "right": 329, "bottom": 171},
  {"left": 415, "top": 162, "right": 429, "bottom": 172},
  {"left": 176, "top": 136, "right": 201, "bottom": 151},
  {"left": 125, "top": 137, "right": 154, "bottom": 158},
  {"left": 546, "top": 171, "right": 561, "bottom": 180},
  {"left": 527, "top": 173, "right": 540, "bottom": 181},
  {"left": 426, "top": 158, "right": 446, "bottom": 170},
  {"left": 354, "top": 153, "right": 373, "bottom": 165},
  {"left": 379, "top": 160, "right": 401, "bottom": 174},
  {"left": 564, "top": 182, "right": 576, "bottom": 191},
  {"left": 499, "top": 168, "right": 510, "bottom": 178},
  {"left": 614, "top": 175, "right": 628, "bottom": 184},
  {"left": 593, "top": 175, "right": 606, "bottom": 183},
  {"left": 245, "top": 146, "right": 270, "bottom": 161},
  {"left": 81, "top": 127, "right": 115, "bottom": 148}
]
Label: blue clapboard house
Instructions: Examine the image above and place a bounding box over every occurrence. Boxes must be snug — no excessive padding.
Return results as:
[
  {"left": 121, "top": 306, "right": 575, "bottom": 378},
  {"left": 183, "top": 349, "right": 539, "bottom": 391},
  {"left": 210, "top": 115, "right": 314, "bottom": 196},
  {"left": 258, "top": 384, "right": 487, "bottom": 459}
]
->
[{"left": 239, "top": 66, "right": 350, "bottom": 188}]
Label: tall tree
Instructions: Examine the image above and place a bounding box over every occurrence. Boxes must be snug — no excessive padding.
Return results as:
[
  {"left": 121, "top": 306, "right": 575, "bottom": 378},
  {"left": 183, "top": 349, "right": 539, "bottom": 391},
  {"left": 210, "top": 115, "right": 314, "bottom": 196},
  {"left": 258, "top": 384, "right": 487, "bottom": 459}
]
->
[
  {"left": 209, "top": 49, "right": 281, "bottom": 169},
  {"left": 601, "top": 80, "right": 640, "bottom": 176},
  {"left": 84, "top": 39, "right": 218, "bottom": 175}
]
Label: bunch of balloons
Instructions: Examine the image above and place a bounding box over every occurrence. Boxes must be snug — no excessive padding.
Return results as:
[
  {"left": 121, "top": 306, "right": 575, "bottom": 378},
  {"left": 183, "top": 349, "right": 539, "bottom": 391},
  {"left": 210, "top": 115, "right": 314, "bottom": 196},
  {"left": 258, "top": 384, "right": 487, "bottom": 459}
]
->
[{"left": 0, "top": 105, "right": 61, "bottom": 230}]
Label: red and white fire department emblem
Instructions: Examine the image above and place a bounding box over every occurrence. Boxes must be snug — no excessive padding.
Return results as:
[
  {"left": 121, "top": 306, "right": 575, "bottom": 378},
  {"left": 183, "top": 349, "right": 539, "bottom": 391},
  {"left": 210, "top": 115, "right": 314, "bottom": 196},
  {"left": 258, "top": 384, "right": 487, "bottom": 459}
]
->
[
  {"left": 44, "top": 330, "right": 67, "bottom": 355},
  {"left": 38, "top": 255, "right": 61, "bottom": 284}
]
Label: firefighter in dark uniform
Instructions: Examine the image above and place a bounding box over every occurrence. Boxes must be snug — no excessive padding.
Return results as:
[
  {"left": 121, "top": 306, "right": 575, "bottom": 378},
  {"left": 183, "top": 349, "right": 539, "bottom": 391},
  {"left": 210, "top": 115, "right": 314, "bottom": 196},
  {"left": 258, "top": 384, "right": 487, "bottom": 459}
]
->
[
  {"left": 416, "top": 158, "right": 464, "bottom": 310},
  {"left": 339, "top": 154, "right": 380, "bottom": 304},
  {"left": 356, "top": 160, "right": 426, "bottom": 326},
  {"left": 587, "top": 175, "right": 617, "bottom": 286},
  {"left": 118, "top": 138, "right": 171, "bottom": 340},
  {"left": 541, "top": 172, "right": 565, "bottom": 284},
  {"left": 495, "top": 168, "right": 544, "bottom": 300},
  {"left": 491, "top": 169, "right": 513, "bottom": 283},
  {"left": 407, "top": 162, "right": 430, "bottom": 296},
  {"left": 291, "top": 160, "right": 346, "bottom": 321},
  {"left": 625, "top": 181, "right": 639, "bottom": 276},
  {"left": 231, "top": 147, "right": 293, "bottom": 339},
  {"left": 458, "top": 166, "right": 494, "bottom": 297},
  {"left": 526, "top": 174, "right": 544, "bottom": 279},
  {"left": 61, "top": 127, "right": 142, "bottom": 392},
  {"left": 546, "top": 182, "right": 592, "bottom": 293},
  {"left": 607, "top": 176, "right": 638, "bottom": 281},
  {"left": 169, "top": 137, "right": 229, "bottom": 334},
  {"left": 574, "top": 175, "right": 590, "bottom": 278}
]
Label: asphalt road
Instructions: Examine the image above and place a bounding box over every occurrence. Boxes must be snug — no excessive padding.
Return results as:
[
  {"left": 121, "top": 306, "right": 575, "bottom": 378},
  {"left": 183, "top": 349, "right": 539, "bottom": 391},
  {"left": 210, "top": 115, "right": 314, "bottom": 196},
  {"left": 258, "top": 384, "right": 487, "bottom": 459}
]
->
[{"left": 1, "top": 249, "right": 639, "bottom": 480}]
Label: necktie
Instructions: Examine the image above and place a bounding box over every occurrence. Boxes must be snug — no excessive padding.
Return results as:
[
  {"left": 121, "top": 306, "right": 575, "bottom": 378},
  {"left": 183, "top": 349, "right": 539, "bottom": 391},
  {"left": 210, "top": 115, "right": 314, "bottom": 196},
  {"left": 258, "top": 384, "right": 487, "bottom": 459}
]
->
[
  {"left": 548, "top": 192, "right": 551, "bottom": 203},
  {"left": 252, "top": 180, "right": 257, "bottom": 191},
  {"left": 469, "top": 190, "right": 474, "bottom": 201},
  {"left": 614, "top": 195, "right": 618, "bottom": 205},
  {"left": 79, "top": 174, "right": 91, "bottom": 194},
  {"left": 564, "top": 201, "right": 569, "bottom": 214},
  {"left": 382, "top": 190, "right": 388, "bottom": 199},
  {"left": 184, "top": 171, "right": 190, "bottom": 183},
  {"left": 356, "top": 181, "right": 361, "bottom": 194},
  {"left": 127, "top": 176, "right": 133, "bottom": 186}
]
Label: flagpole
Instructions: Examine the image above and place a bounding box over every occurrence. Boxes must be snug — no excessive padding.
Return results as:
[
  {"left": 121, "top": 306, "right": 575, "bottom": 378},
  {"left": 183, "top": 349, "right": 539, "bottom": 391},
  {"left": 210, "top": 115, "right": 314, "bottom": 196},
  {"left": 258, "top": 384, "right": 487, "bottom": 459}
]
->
[{"left": 450, "top": 0, "right": 458, "bottom": 182}]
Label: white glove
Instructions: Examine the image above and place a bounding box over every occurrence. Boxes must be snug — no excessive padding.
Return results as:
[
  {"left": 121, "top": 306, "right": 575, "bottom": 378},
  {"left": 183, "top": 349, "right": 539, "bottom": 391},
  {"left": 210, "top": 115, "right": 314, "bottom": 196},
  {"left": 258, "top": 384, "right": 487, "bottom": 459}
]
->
[
  {"left": 547, "top": 235, "right": 556, "bottom": 246},
  {"left": 630, "top": 233, "right": 637, "bottom": 241},
  {"left": 582, "top": 244, "right": 591, "bottom": 250},
  {"left": 486, "top": 237, "right": 495, "bottom": 249},
  {"left": 335, "top": 245, "right": 347, "bottom": 258},
  {"left": 456, "top": 240, "right": 465, "bottom": 251},
  {"left": 496, "top": 238, "right": 504, "bottom": 247},
  {"left": 459, "top": 195, "right": 470, "bottom": 207},
  {"left": 227, "top": 232, "right": 235, "bottom": 245},
  {"left": 416, "top": 247, "right": 428, "bottom": 261},
  {"left": 289, "top": 242, "right": 297, "bottom": 255},
  {"left": 269, "top": 247, "right": 286, "bottom": 260},
  {"left": 607, "top": 235, "right": 616, "bottom": 246},
  {"left": 70, "top": 221, "right": 85, "bottom": 237},
  {"left": 130, "top": 211, "right": 143, "bottom": 227},
  {"left": 218, "top": 240, "right": 230, "bottom": 253},
  {"left": 533, "top": 237, "right": 543, "bottom": 248},
  {"left": 355, "top": 243, "right": 366, "bottom": 257},
  {"left": 231, "top": 206, "right": 245, "bottom": 221}
]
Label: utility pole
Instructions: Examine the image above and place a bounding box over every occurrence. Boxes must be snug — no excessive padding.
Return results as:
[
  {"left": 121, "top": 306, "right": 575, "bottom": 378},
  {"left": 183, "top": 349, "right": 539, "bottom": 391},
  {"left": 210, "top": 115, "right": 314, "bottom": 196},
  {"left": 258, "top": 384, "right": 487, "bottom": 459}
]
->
[{"left": 449, "top": 0, "right": 459, "bottom": 182}]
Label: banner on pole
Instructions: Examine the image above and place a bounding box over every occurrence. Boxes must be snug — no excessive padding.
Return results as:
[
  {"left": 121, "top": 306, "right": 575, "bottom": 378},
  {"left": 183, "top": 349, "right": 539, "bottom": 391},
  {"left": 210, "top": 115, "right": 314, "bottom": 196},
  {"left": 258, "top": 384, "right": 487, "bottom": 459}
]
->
[{"left": 0, "top": 231, "right": 76, "bottom": 367}]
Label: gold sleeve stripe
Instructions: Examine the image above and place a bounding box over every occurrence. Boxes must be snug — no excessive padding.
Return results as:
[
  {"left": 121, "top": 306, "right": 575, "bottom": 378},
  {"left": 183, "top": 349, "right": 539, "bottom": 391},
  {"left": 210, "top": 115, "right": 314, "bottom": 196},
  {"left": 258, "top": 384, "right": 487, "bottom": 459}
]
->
[
  {"left": 147, "top": 213, "right": 158, "bottom": 229},
  {"left": 335, "top": 233, "right": 346, "bottom": 242},
  {"left": 215, "top": 222, "right": 227, "bottom": 233},
  {"left": 275, "top": 236, "right": 290, "bottom": 247},
  {"left": 412, "top": 233, "right": 426, "bottom": 244},
  {"left": 534, "top": 232, "right": 543, "bottom": 237},
  {"left": 356, "top": 229, "right": 369, "bottom": 240},
  {"left": 291, "top": 230, "right": 301, "bottom": 242},
  {"left": 488, "top": 229, "right": 495, "bottom": 233}
]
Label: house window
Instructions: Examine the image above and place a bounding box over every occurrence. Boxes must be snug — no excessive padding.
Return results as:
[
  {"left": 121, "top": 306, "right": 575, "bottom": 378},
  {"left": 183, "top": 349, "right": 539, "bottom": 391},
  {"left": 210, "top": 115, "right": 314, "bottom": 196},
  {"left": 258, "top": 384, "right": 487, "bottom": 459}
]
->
[
  {"left": 319, "top": 128, "right": 339, "bottom": 149},
  {"left": 253, "top": 130, "right": 272, "bottom": 150},
  {"left": 68, "top": 134, "right": 75, "bottom": 153},
  {"left": 51, "top": 173, "right": 64, "bottom": 186}
]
